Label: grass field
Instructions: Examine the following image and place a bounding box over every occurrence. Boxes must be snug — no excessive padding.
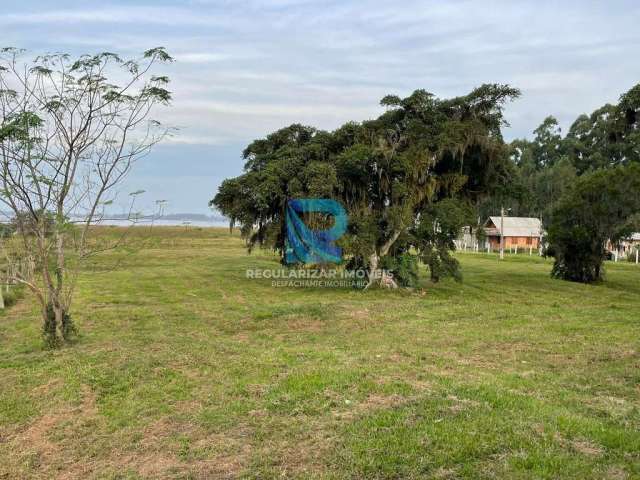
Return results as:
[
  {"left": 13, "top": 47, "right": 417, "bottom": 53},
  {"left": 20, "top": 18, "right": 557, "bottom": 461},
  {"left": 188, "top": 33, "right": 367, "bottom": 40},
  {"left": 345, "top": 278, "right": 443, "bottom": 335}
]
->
[{"left": 1, "top": 226, "right": 639, "bottom": 479}]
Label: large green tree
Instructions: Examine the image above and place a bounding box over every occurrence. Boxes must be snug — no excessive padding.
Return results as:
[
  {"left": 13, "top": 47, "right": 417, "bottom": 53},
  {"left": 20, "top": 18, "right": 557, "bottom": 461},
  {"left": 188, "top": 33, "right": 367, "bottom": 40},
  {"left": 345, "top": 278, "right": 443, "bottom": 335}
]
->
[
  {"left": 565, "top": 84, "right": 640, "bottom": 174},
  {"left": 212, "top": 85, "right": 519, "bottom": 286},
  {"left": 547, "top": 163, "right": 640, "bottom": 283}
]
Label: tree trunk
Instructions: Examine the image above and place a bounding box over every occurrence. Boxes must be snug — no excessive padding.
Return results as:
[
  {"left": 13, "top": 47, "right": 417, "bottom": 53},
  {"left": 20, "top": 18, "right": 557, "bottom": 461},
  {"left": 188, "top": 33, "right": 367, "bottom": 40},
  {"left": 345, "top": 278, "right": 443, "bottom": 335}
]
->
[
  {"left": 41, "top": 226, "right": 74, "bottom": 345},
  {"left": 43, "top": 302, "right": 58, "bottom": 347},
  {"left": 54, "top": 226, "right": 73, "bottom": 340},
  {"left": 54, "top": 301, "right": 64, "bottom": 339},
  {"left": 364, "top": 251, "right": 378, "bottom": 290},
  {"left": 364, "top": 240, "right": 399, "bottom": 290},
  {"left": 429, "top": 261, "right": 440, "bottom": 283}
]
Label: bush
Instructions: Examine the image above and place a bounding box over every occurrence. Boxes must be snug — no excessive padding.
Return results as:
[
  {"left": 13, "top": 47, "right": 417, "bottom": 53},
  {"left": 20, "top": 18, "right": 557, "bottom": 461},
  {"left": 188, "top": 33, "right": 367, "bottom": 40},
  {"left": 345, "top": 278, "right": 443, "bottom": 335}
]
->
[
  {"left": 414, "top": 198, "right": 471, "bottom": 283},
  {"left": 0, "top": 223, "right": 15, "bottom": 236},
  {"left": 421, "top": 247, "right": 461, "bottom": 283},
  {"left": 547, "top": 164, "right": 640, "bottom": 283},
  {"left": 2, "top": 286, "right": 24, "bottom": 308},
  {"left": 379, "top": 252, "right": 420, "bottom": 288},
  {"left": 10, "top": 210, "right": 56, "bottom": 237},
  {"left": 43, "top": 303, "right": 77, "bottom": 348}
]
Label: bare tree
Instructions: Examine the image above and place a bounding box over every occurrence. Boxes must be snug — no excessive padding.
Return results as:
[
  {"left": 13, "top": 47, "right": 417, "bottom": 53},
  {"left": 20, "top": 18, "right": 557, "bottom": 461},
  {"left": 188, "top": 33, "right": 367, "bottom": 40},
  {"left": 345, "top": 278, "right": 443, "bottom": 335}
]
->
[{"left": 0, "top": 47, "right": 173, "bottom": 346}]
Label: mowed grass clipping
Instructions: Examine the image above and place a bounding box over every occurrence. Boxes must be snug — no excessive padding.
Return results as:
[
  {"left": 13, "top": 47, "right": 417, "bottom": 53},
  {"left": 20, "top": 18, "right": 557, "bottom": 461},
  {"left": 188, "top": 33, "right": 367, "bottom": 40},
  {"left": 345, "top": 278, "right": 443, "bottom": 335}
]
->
[{"left": 0, "top": 226, "right": 639, "bottom": 479}]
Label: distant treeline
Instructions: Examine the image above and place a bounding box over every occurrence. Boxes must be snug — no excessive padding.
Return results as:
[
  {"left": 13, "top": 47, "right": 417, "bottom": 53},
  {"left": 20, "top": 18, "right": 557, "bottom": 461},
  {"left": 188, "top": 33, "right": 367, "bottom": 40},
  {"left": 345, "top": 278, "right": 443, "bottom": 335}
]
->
[{"left": 482, "top": 82, "right": 640, "bottom": 223}]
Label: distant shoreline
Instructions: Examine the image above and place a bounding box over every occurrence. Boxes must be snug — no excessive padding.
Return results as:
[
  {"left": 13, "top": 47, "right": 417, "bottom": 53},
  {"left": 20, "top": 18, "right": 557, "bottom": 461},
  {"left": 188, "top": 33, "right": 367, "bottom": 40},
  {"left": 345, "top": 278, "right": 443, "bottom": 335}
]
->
[
  {"left": 0, "top": 211, "right": 230, "bottom": 228},
  {"left": 94, "top": 219, "right": 230, "bottom": 228}
]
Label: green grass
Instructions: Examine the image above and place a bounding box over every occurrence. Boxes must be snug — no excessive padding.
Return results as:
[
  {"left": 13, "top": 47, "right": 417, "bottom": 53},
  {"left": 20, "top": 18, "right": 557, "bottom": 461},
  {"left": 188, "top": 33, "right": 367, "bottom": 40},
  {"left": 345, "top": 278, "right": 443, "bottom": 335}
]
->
[{"left": 0, "top": 227, "right": 639, "bottom": 479}]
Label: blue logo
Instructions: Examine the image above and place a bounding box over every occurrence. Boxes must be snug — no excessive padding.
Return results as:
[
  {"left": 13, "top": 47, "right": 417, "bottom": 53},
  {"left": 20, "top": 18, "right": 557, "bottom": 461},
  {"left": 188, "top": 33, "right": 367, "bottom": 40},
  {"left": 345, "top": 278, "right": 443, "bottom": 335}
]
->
[{"left": 285, "top": 199, "right": 347, "bottom": 264}]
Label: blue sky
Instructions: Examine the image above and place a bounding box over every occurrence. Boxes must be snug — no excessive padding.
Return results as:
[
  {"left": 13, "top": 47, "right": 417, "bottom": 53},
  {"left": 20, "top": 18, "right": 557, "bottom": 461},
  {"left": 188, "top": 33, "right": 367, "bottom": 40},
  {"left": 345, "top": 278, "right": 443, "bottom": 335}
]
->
[{"left": 3, "top": 0, "right": 640, "bottom": 214}]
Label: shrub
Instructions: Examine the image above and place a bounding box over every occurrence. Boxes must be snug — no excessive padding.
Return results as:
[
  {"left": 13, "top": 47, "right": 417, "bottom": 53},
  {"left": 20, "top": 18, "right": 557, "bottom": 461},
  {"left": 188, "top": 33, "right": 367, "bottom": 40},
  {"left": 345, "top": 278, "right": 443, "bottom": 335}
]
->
[
  {"left": 43, "top": 303, "right": 77, "bottom": 348},
  {"left": 379, "top": 252, "right": 420, "bottom": 288},
  {"left": 2, "top": 286, "right": 23, "bottom": 308},
  {"left": 547, "top": 164, "right": 640, "bottom": 283}
]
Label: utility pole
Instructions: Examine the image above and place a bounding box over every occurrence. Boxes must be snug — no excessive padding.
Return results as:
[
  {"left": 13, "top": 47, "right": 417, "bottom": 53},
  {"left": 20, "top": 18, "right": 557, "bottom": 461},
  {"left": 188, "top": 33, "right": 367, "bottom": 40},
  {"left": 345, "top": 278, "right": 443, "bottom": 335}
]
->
[
  {"left": 539, "top": 214, "right": 544, "bottom": 256},
  {"left": 500, "top": 206, "right": 505, "bottom": 260}
]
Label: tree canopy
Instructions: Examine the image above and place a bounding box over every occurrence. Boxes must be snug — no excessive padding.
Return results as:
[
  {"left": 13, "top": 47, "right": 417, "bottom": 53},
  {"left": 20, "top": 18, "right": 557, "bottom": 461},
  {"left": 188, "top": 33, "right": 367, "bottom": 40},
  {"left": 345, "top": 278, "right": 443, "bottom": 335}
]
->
[
  {"left": 494, "top": 82, "right": 640, "bottom": 224},
  {"left": 483, "top": 82, "right": 640, "bottom": 284},
  {"left": 547, "top": 163, "right": 640, "bottom": 282},
  {"left": 0, "top": 47, "right": 172, "bottom": 346},
  {"left": 212, "top": 84, "right": 520, "bottom": 286}
]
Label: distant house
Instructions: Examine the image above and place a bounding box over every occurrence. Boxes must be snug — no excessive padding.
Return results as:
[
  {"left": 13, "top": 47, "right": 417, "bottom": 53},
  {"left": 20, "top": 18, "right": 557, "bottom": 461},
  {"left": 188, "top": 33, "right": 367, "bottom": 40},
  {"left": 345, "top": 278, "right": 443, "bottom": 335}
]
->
[
  {"left": 626, "top": 233, "right": 640, "bottom": 260},
  {"left": 607, "top": 233, "right": 640, "bottom": 259},
  {"left": 483, "top": 216, "right": 542, "bottom": 250}
]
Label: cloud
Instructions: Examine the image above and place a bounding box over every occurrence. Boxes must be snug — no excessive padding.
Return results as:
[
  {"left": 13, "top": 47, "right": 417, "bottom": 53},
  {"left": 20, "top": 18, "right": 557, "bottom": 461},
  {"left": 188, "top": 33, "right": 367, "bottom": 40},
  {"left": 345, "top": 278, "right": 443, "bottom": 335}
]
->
[
  {"left": 178, "top": 52, "right": 233, "bottom": 64},
  {"left": 177, "top": 99, "right": 377, "bottom": 118},
  {"left": 2, "top": 7, "right": 228, "bottom": 26},
  {"left": 4, "top": 0, "right": 640, "bottom": 212},
  {"left": 162, "top": 134, "right": 233, "bottom": 146}
]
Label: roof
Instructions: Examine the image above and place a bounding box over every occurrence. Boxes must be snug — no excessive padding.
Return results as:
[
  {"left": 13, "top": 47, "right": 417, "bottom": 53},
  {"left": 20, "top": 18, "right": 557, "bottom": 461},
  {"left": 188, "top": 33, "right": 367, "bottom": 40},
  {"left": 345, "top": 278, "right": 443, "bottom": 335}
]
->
[{"left": 485, "top": 216, "right": 542, "bottom": 237}]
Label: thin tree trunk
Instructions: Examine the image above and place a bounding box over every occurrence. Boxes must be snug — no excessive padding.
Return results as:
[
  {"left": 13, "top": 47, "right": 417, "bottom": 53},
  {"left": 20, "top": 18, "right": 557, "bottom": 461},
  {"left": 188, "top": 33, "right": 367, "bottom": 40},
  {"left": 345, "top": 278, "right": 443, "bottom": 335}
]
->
[
  {"left": 54, "top": 227, "right": 72, "bottom": 339},
  {"left": 364, "top": 251, "right": 379, "bottom": 290},
  {"left": 365, "top": 228, "right": 402, "bottom": 289},
  {"left": 0, "top": 273, "right": 4, "bottom": 309}
]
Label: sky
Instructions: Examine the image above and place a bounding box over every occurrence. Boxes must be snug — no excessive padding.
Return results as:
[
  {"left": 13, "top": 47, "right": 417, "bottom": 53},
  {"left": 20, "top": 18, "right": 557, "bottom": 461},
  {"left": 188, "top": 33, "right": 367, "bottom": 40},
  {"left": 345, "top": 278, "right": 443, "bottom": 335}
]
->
[{"left": 2, "top": 0, "right": 640, "bottom": 214}]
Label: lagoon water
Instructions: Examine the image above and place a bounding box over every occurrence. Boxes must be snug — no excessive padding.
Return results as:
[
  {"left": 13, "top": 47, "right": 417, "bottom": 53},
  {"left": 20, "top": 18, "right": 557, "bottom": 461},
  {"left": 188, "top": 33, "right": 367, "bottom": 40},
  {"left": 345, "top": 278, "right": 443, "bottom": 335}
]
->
[{"left": 95, "top": 219, "right": 229, "bottom": 228}]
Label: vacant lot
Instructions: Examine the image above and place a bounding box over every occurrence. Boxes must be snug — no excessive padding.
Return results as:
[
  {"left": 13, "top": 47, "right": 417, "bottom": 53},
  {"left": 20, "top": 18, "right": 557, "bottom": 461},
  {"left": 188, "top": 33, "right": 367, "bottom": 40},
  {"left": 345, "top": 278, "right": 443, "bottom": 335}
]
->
[{"left": 1, "top": 227, "right": 639, "bottom": 479}]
